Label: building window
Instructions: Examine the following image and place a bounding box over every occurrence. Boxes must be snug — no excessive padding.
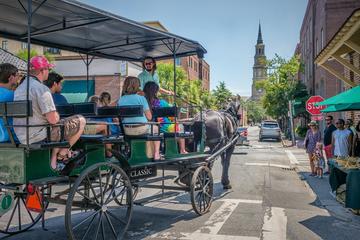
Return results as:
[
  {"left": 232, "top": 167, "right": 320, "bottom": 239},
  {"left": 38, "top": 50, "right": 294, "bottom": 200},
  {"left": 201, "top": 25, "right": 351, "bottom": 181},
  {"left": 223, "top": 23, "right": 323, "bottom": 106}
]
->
[
  {"left": 1, "top": 40, "right": 8, "bottom": 50},
  {"left": 21, "top": 42, "right": 27, "bottom": 49},
  {"left": 44, "top": 47, "right": 60, "bottom": 54},
  {"left": 194, "top": 61, "right": 198, "bottom": 72},
  {"left": 189, "top": 58, "right": 193, "bottom": 69},
  {"left": 175, "top": 58, "right": 181, "bottom": 66},
  {"left": 321, "top": 28, "right": 324, "bottom": 49}
]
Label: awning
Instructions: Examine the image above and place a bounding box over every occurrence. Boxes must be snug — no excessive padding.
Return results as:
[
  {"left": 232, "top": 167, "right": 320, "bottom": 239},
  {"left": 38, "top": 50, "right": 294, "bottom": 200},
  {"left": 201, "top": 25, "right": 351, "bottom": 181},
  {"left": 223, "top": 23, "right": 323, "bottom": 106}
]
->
[
  {"left": 321, "top": 103, "right": 360, "bottom": 112},
  {"left": 0, "top": 0, "right": 206, "bottom": 61},
  {"left": 318, "top": 85, "right": 360, "bottom": 105},
  {"left": 315, "top": 8, "right": 360, "bottom": 87}
]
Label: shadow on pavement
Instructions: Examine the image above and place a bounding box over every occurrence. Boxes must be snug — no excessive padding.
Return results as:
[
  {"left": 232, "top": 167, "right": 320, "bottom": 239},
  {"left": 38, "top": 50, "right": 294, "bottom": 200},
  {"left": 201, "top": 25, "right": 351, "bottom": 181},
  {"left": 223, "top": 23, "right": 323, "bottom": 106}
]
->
[{"left": 297, "top": 171, "right": 360, "bottom": 239}]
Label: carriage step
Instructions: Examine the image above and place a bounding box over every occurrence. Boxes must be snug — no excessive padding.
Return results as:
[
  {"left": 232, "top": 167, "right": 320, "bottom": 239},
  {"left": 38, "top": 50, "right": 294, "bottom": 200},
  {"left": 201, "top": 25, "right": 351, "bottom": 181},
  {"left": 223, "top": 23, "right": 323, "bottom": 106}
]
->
[
  {"left": 29, "top": 176, "right": 69, "bottom": 186},
  {"left": 134, "top": 191, "right": 179, "bottom": 205},
  {"left": 136, "top": 175, "right": 176, "bottom": 186}
]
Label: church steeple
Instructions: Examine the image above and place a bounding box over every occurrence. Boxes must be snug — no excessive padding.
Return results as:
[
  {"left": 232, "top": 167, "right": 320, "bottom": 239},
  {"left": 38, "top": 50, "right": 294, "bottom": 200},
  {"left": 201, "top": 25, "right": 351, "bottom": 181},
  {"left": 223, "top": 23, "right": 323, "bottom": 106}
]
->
[
  {"left": 257, "top": 23, "right": 263, "bottom": 44},
  {"left": 252, "top": 23, "right": 267, "bottom": 101}
]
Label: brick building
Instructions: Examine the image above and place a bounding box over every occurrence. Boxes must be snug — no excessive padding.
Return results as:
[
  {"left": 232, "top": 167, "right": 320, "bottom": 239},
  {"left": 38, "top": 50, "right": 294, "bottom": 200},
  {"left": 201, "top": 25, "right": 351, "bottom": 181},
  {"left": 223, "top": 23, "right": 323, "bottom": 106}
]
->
[
  {"left": 315, "top": 8, "right": 360, "bottom": 123},
  {"left": 298, "top": 0, "right": 360, "bottom": 102}
]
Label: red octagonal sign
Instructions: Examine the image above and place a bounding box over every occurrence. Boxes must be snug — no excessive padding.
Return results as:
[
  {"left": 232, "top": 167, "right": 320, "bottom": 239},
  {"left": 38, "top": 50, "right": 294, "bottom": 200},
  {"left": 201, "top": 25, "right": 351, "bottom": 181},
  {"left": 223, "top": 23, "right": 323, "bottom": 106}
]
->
[{"left": 306, "top": 95, "right": 326, "bottom": 115}]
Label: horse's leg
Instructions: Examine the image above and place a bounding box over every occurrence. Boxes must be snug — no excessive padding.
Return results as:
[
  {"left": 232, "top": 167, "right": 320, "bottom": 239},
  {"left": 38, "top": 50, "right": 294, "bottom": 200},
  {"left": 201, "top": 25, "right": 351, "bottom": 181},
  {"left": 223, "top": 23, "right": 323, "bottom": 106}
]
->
[{"left": 221, "top": 144, "right": 235, "bottom": 189}]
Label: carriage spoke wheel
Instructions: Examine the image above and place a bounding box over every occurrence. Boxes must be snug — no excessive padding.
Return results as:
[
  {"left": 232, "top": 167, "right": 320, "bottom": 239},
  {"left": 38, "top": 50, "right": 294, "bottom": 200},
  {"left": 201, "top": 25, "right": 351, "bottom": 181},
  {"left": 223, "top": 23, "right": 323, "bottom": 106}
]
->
[
  {"left": 65, "top": 162, "right": 133, "bottom": 240},
  {"left": 190, "top": 166, "right": 213, "bottom": 215},
  {"left": 0, "top": 187, "right": 47, "bottom": 235}
]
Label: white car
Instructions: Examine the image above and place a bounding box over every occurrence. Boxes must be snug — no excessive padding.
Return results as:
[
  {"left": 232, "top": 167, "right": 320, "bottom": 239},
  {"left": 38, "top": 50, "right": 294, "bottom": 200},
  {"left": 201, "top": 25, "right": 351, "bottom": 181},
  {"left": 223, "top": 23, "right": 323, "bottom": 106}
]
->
[{"left": 259, "top": 121, "right": 281, "bottom": 142}]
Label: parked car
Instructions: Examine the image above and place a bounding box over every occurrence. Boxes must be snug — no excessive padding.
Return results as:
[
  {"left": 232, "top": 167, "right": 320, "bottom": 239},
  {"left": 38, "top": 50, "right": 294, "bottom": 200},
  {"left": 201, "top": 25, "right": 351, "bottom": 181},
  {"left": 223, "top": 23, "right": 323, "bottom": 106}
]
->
[
  {"left": 259, "top": 121, "right": 281, "bottom": 142},
  {"left": 237, "top": 127, "right": 248, "bottom": 145}
]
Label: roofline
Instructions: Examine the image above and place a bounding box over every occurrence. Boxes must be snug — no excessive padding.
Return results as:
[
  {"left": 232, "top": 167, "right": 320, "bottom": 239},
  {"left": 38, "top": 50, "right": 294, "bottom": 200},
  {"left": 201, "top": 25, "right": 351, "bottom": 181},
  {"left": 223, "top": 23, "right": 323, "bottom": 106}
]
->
[{"left": 315, "top": 8, "right": 360, "bottom": 64}]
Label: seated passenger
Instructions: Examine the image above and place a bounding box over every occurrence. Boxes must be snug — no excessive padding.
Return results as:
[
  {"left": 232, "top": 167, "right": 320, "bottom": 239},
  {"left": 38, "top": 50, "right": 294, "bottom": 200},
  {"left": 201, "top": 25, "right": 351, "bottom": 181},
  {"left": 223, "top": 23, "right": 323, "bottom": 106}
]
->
[
  {"left": 117, "top": 76, "right": 161, "bottom": 161},
  {"left": 0, "top": 63, "right": 21, "bottom": 142},
  {"left": 99, "top": 91, "right": 120, "bottom": 135},
  {"left": 84, "top": 95, "right": 112, "bottom": 158},
  {"left": 43, "top": 72, "right": 68, "bottom": 105},
  {"left": 143, "top": 82, "right": 188, "bottom": 154},
  {"left": 13, "top": 56, "right": 86, "bottom": 171}
]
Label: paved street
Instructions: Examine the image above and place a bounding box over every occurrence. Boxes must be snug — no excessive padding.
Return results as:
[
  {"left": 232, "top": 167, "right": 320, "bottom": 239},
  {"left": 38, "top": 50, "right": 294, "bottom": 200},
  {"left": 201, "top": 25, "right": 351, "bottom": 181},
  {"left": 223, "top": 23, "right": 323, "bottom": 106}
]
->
[{"left": 3, "top": 126, "right": 360, "bottom": 240}]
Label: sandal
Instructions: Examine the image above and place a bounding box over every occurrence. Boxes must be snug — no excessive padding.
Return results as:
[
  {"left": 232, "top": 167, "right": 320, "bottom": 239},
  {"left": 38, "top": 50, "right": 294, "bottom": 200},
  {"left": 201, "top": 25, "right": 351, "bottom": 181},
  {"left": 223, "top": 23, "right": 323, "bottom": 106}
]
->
[
  {"left": 60, "top": 150, "right": 87, "bottom": 176},
  {"left": 51, "top": 161, "right": 66, "bottom": 172}
]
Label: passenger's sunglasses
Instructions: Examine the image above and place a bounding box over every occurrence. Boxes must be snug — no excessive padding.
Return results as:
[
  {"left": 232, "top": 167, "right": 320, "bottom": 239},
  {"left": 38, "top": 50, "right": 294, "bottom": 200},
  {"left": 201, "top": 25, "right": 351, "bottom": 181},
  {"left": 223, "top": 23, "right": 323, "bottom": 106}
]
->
[{"left": 145, "top": 62, "right": 153, "bottom": 66}]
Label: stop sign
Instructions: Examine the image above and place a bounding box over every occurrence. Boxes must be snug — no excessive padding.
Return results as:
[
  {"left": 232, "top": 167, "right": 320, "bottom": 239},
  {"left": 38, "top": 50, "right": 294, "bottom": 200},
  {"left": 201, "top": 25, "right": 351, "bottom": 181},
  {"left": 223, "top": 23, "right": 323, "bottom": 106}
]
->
[{"left": 306, "top": 95, "right": 326, "bottom": 115}]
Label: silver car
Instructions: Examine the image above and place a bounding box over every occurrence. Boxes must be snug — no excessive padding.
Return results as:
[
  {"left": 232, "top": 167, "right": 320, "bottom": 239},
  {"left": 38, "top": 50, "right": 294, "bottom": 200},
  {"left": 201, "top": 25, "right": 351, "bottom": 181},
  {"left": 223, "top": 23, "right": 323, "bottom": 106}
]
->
[{"left": 259, "top": 121, "right": 281, "bottom": 142}]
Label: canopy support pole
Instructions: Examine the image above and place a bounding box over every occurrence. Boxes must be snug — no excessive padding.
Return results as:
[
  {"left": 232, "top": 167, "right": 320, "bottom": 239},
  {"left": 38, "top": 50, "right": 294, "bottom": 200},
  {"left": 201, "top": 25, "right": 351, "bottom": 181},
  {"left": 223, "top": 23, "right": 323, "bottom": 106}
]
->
[
  {"left": 80, "top": 54, "right": 95, "bottom": 100},
  {"left": 26, "top": 0, "right": 32, "bottom": 147},
  {"left": 172, "top": 38, "right": 177, "bottom": 131}
]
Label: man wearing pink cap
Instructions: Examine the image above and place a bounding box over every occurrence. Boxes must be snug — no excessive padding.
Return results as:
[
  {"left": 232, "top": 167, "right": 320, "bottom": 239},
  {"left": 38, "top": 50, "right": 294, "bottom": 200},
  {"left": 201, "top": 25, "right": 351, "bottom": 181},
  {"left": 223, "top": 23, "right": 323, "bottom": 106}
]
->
[{"left": 13, "top": 56, "right": 86, "bottom": 172}]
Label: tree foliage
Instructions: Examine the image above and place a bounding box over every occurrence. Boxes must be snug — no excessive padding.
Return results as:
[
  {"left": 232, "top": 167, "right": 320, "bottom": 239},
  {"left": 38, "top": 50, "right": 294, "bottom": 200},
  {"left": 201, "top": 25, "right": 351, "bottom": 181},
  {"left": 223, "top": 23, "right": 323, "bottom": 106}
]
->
[
  {"left": 212, "top": 81, "right": 232, "bottom": 109},
  {"left": 257, "top": 54, "right": 308, "bottom": 121},
  {"left": 17, "top": 49, "right": 54, "bottom": 62},
  {"left": 157, "top": 63, "right": 217, "bottom": 109},
  {"left": 245, "top": 100, "right": 266, "bottom": 123}
]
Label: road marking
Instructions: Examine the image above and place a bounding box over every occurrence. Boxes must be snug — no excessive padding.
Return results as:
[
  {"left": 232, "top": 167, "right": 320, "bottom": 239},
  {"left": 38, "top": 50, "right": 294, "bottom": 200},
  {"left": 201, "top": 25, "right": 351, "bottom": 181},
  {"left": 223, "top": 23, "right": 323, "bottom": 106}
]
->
[
  {"left": 196, "top": 199, "right": 262, "bottom": 235},
  {"left": 150, "top": 232, "right": 260, "bottom": 240},
  {"left": 149, "top": 199, "right": 262, "bottom": 240},
  {"left": 285, "top": 150, "right": 299, "bottom": 165},
  {"left": 262, "top": 207, "right": 287, "bottom": 240},
  {"left": 245, "top": 163, "right": 292, "bottom": 169}
]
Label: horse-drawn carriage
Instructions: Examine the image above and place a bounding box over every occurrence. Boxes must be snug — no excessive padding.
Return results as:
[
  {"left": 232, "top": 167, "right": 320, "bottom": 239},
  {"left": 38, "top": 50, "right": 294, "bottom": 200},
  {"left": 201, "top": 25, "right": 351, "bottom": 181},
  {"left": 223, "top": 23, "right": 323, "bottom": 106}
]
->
[{"left": 0, "top": 1, "right": 239, "bottom": 239}]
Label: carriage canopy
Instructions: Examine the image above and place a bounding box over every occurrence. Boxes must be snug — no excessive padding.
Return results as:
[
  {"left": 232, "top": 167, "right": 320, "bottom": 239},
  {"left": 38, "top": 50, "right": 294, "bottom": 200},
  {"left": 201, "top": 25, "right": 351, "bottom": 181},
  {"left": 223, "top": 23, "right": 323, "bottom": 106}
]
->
[{"left": 0, "top": 0, "right": 207, "bottom": 61}]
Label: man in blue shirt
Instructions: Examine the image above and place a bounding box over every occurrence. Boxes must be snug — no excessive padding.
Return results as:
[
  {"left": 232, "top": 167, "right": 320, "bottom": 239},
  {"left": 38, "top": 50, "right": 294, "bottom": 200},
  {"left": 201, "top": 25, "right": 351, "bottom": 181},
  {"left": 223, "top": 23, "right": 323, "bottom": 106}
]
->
[
  {"left": 0, "top": 63, "right": 20, "bottom": 142},
  {"left": 43, "top": 72, "right": 68, "bottom": 105}
]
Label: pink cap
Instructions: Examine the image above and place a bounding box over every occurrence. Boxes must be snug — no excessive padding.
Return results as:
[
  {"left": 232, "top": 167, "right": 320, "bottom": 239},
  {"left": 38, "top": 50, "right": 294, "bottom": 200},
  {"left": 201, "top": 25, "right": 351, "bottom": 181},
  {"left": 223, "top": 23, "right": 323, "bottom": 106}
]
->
[{"left": 30, "top": 56, "right": 55, "bottom": 70}]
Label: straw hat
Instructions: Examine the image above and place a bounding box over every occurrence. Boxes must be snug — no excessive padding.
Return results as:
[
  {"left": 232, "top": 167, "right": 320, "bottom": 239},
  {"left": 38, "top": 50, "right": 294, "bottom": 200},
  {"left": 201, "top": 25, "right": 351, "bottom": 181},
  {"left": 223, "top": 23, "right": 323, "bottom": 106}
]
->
[{"left": 308, "top": 120, "right": 318, "bottom": 126}]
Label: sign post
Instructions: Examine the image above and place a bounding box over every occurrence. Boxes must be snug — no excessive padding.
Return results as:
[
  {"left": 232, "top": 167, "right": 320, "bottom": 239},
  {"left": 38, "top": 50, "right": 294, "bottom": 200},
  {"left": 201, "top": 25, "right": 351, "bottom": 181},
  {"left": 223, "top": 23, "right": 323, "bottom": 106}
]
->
[{"left": 306, "top": 95, "right": 326, "bottom": 121}]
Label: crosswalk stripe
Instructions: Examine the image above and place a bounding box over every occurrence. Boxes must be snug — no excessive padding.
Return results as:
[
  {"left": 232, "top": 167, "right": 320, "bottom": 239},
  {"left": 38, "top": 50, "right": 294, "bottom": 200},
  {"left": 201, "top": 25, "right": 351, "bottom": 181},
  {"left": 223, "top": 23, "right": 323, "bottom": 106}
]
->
[
  {"left": 285, "top": 150, "right": 299, "bottom": 165},
  {"left": 262, "top": 207, "right": 287, "bottom": 240},
  {"left": 149, "top": 199, "right": 262, "bottom": 239}
]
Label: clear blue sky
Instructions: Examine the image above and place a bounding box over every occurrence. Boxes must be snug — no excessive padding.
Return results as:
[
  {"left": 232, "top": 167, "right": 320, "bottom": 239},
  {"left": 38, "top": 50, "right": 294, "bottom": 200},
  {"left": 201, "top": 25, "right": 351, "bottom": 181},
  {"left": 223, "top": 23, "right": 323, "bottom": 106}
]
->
[{"left": 81, "top": 0, "right": 307, "bottom": 96}]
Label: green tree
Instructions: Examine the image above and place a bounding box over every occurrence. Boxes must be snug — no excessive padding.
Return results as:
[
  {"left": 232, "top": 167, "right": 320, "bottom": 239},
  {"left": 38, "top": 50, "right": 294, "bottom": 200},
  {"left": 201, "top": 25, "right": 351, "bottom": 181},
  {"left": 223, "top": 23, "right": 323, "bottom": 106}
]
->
[
  {"left": 17, "top": 49, "right": 54, "bottom": 62},
  {"left": 257, "top": 55, "right": 306, "bottom": 125},
  {"left": 212, "top": 81, "right": 232, "bottom": 109},
  {"left": 245, "top": 100, "right": 266, "bottom": 123},
  {"left": 157, "top": 63, "right": 204, "bottom": 107}
]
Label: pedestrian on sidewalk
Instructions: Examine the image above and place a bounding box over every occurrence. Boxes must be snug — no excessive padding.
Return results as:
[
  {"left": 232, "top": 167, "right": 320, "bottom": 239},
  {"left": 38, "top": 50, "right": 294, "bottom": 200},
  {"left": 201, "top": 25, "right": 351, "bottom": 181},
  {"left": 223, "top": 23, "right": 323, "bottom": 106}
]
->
[
  {"left": 313, "top": 142, "right": 326, "bottom": 178},
  {"left": 304, "top": 121, "right": 321, "bottom": 176},
  {"left": 332, "top": 119, "right": 352, "bottom": 158},
  {"left": 323, "top": 115, "right": 336, "bottom": 174},
  {"left": 356, "top": 118, "right": 360, "bottom": 156},
  {"left": 345, "top": 119, "right": 357, "bottom": 157}
]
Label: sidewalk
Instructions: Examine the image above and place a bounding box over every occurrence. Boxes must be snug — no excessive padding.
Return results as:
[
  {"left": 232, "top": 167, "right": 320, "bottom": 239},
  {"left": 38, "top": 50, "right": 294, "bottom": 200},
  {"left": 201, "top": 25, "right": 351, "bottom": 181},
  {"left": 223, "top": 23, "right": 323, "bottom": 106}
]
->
[{"left": 286, "top": 146, "right": 360, "bottom": 225}]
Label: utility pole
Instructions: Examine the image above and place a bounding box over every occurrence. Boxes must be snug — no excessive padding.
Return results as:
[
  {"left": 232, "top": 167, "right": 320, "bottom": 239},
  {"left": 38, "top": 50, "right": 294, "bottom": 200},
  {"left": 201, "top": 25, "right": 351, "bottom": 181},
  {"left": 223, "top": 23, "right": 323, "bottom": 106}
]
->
[{"left": 288, "top": 100, "right": 296, "bottom": 146}]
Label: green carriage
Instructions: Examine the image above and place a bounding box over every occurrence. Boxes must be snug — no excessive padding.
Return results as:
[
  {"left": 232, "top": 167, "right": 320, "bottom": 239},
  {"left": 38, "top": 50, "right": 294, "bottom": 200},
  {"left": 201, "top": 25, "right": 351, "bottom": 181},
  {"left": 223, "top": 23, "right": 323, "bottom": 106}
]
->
[{"left": 0, "top": 0, "right": 238, "bottom": 239}]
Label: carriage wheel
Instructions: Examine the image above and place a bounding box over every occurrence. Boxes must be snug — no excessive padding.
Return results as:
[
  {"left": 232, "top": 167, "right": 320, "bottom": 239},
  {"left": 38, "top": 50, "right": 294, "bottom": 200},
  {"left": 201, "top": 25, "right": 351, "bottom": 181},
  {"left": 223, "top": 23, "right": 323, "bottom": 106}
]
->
[
  {"left": 190, "top": 166, "right": 213, "bottom": 215},
  {"left": 65, "top": 162, "right": 133, "bottom": 240},
  {"left": 0, "top": 186, "right": 48, "bottom": 235}
]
